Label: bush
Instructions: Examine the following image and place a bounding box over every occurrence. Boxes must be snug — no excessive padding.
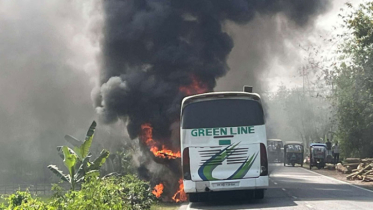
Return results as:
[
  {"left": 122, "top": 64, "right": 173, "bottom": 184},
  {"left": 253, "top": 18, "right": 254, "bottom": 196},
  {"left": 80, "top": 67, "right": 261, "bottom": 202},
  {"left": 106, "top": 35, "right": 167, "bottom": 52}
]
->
[
  {"left": 2, "top": 191, "right": 53, "bottom": 210},
  {"left": 54, "top": 175, "right": 155, "bottom": 210},
  {"left": 1, "top": 175, "right": 155, "bottom": 210},
  {"left": 8, "top": 191, "right": 31, "bottom": 208}
]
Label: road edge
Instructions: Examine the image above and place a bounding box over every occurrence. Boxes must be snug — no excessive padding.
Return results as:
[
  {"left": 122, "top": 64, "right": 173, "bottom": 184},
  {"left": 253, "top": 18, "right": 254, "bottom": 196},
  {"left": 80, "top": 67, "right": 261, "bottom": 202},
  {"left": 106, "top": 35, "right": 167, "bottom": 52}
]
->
[
  {"left": 178, "top": 203, "right": 190, "bottom": 210},
  {"left": 301, "top": 167, "right": 373, "bottom": 194}
]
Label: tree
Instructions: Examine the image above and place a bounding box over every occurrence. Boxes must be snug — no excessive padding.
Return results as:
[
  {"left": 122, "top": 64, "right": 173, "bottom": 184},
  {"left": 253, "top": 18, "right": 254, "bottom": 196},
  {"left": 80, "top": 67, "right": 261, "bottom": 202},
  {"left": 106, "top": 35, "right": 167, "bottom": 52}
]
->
[
  {"left": 266, "top": 85, "right": 334, "bottom": 155},
  {"left": 48, "top": 121, "right": 110, "bottom": 190},
  {"left": 332, "top": 2, "right": 373, "bottom": 157}
]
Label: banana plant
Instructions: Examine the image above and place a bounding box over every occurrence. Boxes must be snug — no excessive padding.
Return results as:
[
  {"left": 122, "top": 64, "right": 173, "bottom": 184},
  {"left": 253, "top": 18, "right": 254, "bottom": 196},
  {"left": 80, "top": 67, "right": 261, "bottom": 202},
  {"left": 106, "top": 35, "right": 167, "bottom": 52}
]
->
[{"left": 47, "top": 121, "right": 110, "bottom": 190}]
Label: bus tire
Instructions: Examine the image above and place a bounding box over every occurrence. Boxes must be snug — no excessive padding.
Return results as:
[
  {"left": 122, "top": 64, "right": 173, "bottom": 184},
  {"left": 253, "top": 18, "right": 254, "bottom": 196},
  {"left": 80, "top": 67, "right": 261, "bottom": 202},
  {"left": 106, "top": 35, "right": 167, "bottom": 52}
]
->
[
  {"left": 188, "top": 193, "right": 198, "bottom": 202},
  {"left": 254, "top": 189, "right": 264, "bottom": 199}
]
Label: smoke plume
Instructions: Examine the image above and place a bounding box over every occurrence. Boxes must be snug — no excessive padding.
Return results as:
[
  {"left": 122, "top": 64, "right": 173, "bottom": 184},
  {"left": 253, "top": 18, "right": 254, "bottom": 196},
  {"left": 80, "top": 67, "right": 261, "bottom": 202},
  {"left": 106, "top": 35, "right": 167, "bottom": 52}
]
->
[
  {"left": 0, "top": 1, "right": 102, "bottom": 184},
  {"left": 93, "top": 0, "right": 330, "bottom": 200}
]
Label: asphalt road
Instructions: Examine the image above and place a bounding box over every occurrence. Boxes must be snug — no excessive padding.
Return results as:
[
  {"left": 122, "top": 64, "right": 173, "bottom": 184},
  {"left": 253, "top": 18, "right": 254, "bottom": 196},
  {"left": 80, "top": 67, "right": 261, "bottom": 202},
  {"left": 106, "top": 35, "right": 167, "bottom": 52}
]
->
[{"left": 180, "top": 163, "right": 373, "bottom": 210}]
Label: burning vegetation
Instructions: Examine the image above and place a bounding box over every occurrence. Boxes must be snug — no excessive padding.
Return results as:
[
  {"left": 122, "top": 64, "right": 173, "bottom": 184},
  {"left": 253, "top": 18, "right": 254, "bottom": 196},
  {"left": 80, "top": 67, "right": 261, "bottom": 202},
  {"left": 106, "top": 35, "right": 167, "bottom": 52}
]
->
[
  {"left": 172, "top": 179, "right": 188, "bottom": 203},
  {"left": 152, "top": 183, "right": 164, "bottom": 198},
  {"left": 140, "top": 76, "right": 207, "bottom": 201},
  {"left": 141, "top": 123, "right": 181, "bottom": 160}
]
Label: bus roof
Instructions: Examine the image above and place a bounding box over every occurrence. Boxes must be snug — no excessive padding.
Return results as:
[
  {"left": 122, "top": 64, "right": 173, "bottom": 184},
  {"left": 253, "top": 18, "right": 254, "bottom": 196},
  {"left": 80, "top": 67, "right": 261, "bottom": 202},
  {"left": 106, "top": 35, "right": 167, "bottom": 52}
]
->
[{"left": 181, "top": 91, "right": 261, "bottom": 110}]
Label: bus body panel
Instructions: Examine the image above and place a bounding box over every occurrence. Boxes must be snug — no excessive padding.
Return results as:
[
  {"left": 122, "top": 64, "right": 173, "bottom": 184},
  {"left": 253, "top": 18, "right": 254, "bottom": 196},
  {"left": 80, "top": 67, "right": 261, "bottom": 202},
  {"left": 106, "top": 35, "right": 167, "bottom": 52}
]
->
[
  {"left": 188, "top": 144, "right": 260, "bottom": 181},
  {"left": 180, "top": 93, "right": 269, "bottom": 194},
  {"left": 182, "top": 125, "right": 266, "bottom": 182},
  {"left": 183, "top": 176, "right": 269, "bottom": 193}
]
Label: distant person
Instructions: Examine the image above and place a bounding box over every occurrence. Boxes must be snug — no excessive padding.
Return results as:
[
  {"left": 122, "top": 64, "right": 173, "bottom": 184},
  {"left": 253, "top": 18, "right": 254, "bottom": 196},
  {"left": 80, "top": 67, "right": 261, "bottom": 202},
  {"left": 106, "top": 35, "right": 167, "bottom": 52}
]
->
[
  {"left": 326, "top": 139, "right": 332, "bottom": 151},
  {"left": 333, "top": 141, "right": 340, "bottom": 164}
]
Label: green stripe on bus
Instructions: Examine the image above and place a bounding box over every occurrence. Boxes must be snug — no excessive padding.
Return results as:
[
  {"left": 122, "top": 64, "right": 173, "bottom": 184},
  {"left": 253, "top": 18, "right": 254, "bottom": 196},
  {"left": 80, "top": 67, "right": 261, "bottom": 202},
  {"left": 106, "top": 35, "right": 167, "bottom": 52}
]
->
[{"left": 219, "top": 140, "right": 231, "bottom": 145}]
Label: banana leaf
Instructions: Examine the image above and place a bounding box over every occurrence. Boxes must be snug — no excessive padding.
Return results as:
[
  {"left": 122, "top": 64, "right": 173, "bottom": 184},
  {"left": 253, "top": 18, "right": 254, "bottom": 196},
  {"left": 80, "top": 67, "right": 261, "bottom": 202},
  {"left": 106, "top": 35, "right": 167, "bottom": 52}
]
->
[
  {"left": 88, "top": 149, "right": 110, "bottom": 171},
  {"left": 47, "top": 165, "right": 69, "bottom": 182},
  {"left": 57, "top": 146, "right": 77, "bottom": 159},
  {"left": 102, "top": 172, "right": 120, "bottom": 179},
  {"left": 75, "top": 121, "right": 96, "bottom": 160},
  {"left": 62, "top": 146, "right": 77, "bottom": 178},
  {"left": 75, "top": 155, "right": 91, "bottom": 181}
]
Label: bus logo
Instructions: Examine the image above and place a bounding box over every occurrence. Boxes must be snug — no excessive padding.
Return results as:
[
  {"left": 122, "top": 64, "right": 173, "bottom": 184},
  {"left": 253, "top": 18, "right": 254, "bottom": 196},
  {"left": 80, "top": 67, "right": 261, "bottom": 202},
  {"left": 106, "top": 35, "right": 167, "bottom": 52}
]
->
[
  {"left": 191, "top": 126, "right": 255, "bottom": 137},
  {"left": 198, "top": 143, "right": 258, "bottom": 181}
]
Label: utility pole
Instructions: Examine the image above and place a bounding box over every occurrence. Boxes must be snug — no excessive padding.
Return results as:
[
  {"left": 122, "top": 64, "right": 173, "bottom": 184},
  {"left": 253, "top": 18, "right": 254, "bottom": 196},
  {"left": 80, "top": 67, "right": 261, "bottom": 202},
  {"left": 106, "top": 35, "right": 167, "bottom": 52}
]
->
[{"left": 303, "top": 67, "right": 305, "bottom": 95}]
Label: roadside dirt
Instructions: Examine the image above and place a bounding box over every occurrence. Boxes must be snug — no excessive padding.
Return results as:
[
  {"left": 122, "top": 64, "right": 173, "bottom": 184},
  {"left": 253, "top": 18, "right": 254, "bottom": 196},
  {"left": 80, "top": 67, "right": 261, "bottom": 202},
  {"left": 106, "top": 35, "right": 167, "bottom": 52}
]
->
[{"left": 303, "top": 164, "right": 373, "bottom": 191}]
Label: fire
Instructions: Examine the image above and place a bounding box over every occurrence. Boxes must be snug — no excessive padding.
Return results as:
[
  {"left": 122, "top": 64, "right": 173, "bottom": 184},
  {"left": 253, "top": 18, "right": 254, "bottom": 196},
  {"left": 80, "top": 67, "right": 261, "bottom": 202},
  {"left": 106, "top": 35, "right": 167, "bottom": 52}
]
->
[
  {"left": 140, "top": 123, "right": 181, "bottom": 159},
  {"left": 172, "top": 179, "right": 187, "bottom": 203},
  {"left": 179, "top": 75, "right": 209, "bottom": 96},
  {"left": 152, "top": 183, "right": 164, "bottom": 198},
  {"left": 150, "top": 145, "right": 181, "bottom": 159}
]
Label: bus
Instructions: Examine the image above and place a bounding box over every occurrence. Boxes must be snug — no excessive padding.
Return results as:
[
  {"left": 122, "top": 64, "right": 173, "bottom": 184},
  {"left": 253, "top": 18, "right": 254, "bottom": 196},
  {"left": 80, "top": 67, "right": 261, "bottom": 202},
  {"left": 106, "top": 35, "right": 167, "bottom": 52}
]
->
[{"left": 180, "top": 88, "right": 268, "bottom": 202}]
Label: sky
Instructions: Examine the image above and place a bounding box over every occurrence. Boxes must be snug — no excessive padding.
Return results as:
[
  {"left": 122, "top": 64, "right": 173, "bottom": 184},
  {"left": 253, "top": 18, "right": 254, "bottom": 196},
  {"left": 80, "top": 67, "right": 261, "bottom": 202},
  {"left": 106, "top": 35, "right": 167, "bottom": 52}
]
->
[{"left": 216, "top": 0, "right": 365, "bottom": 93}]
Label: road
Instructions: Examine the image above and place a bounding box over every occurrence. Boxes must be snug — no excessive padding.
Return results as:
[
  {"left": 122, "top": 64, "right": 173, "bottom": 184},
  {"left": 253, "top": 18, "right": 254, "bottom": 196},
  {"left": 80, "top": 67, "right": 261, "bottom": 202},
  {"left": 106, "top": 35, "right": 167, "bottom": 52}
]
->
[{"left": 180, "top": 164, "right": 373, "bottom": 210}]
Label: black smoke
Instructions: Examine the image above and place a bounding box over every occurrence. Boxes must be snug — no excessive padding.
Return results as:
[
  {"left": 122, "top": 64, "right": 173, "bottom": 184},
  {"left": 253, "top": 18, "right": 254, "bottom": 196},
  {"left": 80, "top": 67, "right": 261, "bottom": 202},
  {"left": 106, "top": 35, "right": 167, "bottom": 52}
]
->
[
  {"left": 95, "top": 0, "right": 329, "bottom": 139},
  {"left": 93, "top": 0, "right": 330, "bottom": 198}
]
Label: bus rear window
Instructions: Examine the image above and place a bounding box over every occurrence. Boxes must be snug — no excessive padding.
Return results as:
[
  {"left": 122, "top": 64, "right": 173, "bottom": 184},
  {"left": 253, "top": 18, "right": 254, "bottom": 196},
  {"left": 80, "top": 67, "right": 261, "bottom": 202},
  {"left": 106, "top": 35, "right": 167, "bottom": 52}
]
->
[{"left": 182, "top": 99, "right": 264, "bottom": 129}]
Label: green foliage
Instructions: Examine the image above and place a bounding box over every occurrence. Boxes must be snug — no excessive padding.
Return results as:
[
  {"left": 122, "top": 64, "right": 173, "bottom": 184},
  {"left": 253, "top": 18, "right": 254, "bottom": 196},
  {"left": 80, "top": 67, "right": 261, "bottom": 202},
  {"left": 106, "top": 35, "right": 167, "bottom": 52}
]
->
[
  {"left": 331, "top": 2, "right": 373, "bottom": 157},
  {"left": 119, "top": 151, "right": 136, "bottom": 175},
  {"left": 74, "top": 121, "right": 96, "bottom": 160},
  {"left": 47, "top": 121, "right": 110, "bottom": 190},
  {"left": 1, "top": 191, "right": 53, "bottom": 210},
  {"left": 88, "top": 149, "right": 110, "bottom": 171},
  {"left": 52, "top": 175, "right": 155, "bottom": 209},
  {"left": 47, "top": 165, "right": 69, "bottom": 183},
  {"left": 51, "top": 183, "right": 65, "bottom": 198},
  {"left": 8, "top": 191, "right": 31, "bottom": 208},
  {"left": 102, "top": 150, "right": 136, "bottom": 175},
  {"left": 1, "top": 176, "right": 155, "bottom": 210},
  {"left": 62, "top": 146, "right": 77, "bottom": 190}
]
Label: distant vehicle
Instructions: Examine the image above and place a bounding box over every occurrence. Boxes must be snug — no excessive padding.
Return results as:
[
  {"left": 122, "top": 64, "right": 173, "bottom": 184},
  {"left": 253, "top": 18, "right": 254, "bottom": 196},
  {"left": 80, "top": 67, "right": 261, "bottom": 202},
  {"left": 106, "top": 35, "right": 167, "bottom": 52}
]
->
[
  {"left": 309, "top": 143, "right": 327, "bottom": 169},
  {"left": 180, "top": 87, "right": 269, "bottom": 202},
  {"left": 267, "top": 139, "right": 284, "bottom": 163},
  {"left": 283, "top": 141, "right": 304, "bottom": 167}
]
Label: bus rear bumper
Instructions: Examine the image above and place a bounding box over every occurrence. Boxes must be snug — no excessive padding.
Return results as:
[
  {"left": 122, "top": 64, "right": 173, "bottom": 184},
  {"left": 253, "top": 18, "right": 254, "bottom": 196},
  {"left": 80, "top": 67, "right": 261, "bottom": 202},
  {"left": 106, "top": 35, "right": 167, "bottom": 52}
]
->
[{"left": 184, "top": 176, "right": 269, "bottom": 193}]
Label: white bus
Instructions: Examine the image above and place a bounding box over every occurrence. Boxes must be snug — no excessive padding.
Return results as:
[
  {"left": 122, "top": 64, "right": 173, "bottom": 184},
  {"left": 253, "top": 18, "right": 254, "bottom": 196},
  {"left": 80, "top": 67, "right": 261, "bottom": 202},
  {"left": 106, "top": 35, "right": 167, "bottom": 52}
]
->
[{"left": 180, "top": 88, "right": 269, "bottom": 202}]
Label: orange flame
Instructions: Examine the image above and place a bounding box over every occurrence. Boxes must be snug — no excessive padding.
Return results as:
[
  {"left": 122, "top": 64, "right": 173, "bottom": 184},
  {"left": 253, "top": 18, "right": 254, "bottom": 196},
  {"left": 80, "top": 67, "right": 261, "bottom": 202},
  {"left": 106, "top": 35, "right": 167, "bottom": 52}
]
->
[
  {"left": 141, "top": 123, "right": 181, "bottom": 159},
  {"left": 152, "top": 183, "right": 164, "bottom": 198},
  {"left": 179, "top": 75, "right": 209, "bottom": 96},
  {"left": 172, "top": 179, "right": 187, "bottom": 203}
]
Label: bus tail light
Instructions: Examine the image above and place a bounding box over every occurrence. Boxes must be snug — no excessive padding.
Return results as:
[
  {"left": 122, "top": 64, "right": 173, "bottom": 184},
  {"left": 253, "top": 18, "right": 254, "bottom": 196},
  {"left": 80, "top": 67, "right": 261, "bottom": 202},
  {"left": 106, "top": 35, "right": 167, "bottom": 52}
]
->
[
  {"left": 260, "top": 143, "right": 268, "bottom": 176},
  {"left": 183, "top": 147, "right": 191, "bottom": 180}
]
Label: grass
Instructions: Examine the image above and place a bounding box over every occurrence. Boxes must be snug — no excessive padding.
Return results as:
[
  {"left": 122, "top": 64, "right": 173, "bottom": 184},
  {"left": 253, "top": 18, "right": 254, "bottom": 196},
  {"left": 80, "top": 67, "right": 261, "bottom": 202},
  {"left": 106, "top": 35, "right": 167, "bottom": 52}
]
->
[
  {"left": 0, "top": 194, "right": 52, "bottom": 206},
  {"left": 35, "top": 195, "right": 53, "bottom": 203},
  {"left": 150, "top": 202, "right": 180, "bottom": 210}
]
